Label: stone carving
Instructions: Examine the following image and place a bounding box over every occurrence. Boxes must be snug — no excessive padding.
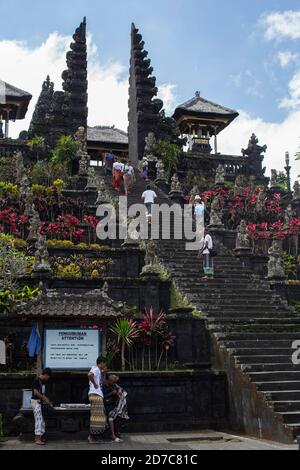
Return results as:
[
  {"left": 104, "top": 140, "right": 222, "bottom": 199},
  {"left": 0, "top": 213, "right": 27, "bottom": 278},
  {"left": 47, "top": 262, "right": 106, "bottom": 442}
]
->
[
  {"left": 249, "top": 175, "right": 257, "bottom": 194},
  {"left": 128, "top": 23, "right": 182, "bottom": 166},
  {"left": 28, "top": 75, "right": 54, "bottom": 139},
  {"left": 209, "top": 196, "right": 224, "bottom": 228},
  {"left": 85, "top": 167, "right": 98, "bottom": 191},
  {"left": 234, "top": 175, "right": 244, "bottom": 196},
  {"left": 140, "top": 240, "right": 161, "bottom": 275},
  {"left": 270, "top": 169, "right": 279, "bottom": 189},
  {"left": 144, "top": 132, "right": 157, "bottom": 161},
  {"left": 242, "top": 134, "right": 267, "bottom": 177},
  {"left": 75, "top": 126, "right": 90, "bottom": 176},
  {"left": 123, "top": 217, "right": 141, "bottom": 246},
  {"left": 267, "top": 239, "right": 286, "bottom": 280},
  {"left": 96, "top": 178, "right": 112, "bottom": 205},
  {"left": 33, "top": 19, "right": 88, "bottom": 148},
  {"left": 170, "top": 173, "right": 182, "bottom": 193},
  {"left": 33, "top": 232, "right": 51, "bottom": 273},
  {"left": 27, "top": 205, "right": 40, "bottom": 242},
  {"left": 236, "top": 220, "right": 251, "bottom": 251},
  {"left": 284, "top": 204, "right": 293, "bottom": 227},
  {"left": 293, "top": 181, "right": 300, "bottom": 201},
  {"left": 256, "top": 190, "right": 266, "bottom": 215},
  {"left": 156, "top": 159, "right": 166, "bottom": 180},
  {"left": 215, "top": 164, "right": 225, "bottom": 185},
  {"left": 101, "top": 281, "right": 109, "bottom": 298},
  {"left": 13, "top": 151, "right": 25, "bottom": 185}
]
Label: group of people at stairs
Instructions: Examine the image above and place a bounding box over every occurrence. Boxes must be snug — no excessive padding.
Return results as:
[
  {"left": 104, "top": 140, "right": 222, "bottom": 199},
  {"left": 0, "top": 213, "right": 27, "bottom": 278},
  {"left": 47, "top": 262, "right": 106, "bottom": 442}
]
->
[{"left": 105, "top": 155, "right": 215, "bottom": 280}]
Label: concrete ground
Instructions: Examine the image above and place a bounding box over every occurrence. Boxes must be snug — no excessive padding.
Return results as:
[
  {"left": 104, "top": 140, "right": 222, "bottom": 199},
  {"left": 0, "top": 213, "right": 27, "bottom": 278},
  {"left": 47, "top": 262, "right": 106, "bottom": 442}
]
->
[{"left": 0, "top": 431, "right": 298, "bottom": 451}]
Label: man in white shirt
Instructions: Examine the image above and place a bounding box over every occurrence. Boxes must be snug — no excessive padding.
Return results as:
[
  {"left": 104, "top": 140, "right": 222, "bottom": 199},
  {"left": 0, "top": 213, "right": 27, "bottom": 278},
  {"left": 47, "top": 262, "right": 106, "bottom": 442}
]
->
[
  {"left": 112, "top": 160, "right": 125, "bottom": 192},
  {"left": 199, "top": 228, "right": 214, "bottom": 280},
  {"left": 142, "top": 185, "right": 157, "bottom": 224},
  {"left": 87, "top": 356, "right": 107, "bottom": 443}
]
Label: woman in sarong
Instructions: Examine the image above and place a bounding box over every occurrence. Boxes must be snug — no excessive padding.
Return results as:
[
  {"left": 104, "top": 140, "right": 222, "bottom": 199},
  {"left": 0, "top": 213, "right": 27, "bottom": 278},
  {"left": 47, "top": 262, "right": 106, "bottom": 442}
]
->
[{"left": 112, "top": 160, "right": 125, "bottom": 192}]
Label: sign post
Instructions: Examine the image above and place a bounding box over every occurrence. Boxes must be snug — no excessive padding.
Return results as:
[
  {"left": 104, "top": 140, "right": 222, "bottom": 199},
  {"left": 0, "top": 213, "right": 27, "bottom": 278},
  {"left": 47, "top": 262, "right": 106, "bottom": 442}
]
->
[{"left": 44, "top": 328, "right": 101, "bottom": 370}]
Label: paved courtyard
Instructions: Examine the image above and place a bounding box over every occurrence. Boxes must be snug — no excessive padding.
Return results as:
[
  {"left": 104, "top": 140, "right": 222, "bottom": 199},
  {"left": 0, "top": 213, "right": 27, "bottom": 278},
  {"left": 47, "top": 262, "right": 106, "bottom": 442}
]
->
[{"left": 0, "top": 431, "right": 298, "bottom": 451}]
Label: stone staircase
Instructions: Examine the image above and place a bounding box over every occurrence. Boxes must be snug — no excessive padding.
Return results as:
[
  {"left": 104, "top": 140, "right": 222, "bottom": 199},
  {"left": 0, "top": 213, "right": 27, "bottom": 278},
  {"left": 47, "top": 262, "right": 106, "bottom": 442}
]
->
[{"left": 99, "top": 170, "right": 300, "bottom": 443}]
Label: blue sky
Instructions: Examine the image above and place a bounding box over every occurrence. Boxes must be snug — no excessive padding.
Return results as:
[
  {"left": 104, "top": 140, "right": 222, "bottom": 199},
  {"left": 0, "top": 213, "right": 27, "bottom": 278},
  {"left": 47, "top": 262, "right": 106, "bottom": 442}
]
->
[
  {"left": 0, "top": 0, "right": 299, "bottom": 121},
  {"left": 0, "top": 0, "right": 299, "bottom": 178}
]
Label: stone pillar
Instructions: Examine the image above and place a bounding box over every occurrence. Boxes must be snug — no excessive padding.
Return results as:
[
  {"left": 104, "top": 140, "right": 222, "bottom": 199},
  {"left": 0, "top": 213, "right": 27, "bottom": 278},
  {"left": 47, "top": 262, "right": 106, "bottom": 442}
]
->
[
  {"left": 140, "top": 273, "right": 161, "bottom": 313},
  {"left": 169, "top": 190, "right": 184, "bottom": 208}
]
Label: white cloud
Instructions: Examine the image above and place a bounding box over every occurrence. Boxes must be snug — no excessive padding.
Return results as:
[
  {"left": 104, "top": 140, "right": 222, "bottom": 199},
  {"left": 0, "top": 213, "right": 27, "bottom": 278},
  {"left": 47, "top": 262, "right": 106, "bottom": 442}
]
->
[
  {"left": 277, "top": 50, "right": 299, "bottom": 68},
  {"left": 219, "top": 110, "right": 300, "bottom": 183},
  {"left": 158, "top": 83, "right": 177, "bottom": 114},
  {"left": 279, "top": 69, "right": 300, "bottom": 110},
  {"left": 261, "top": 10, "right": 300, "bottom": 41},
  {"left": 229, "top": 70, "right": 263, "bottom": 98}
]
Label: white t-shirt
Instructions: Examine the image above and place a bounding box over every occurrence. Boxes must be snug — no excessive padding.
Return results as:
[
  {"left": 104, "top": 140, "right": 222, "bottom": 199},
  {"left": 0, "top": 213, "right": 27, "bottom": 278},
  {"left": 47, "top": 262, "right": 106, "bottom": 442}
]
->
[
  {"left": 113, "top": 162, "right": 125, "bottom": 172},
  {"left": 200, "top": 234, "right": 213, "bottom": 255},
  {"left": 124, "top": 165, "right": 134, "bottom": 176},
  {"left": 195, "top": 203, "right": 205, "bottom": 217},
  {"left": 142, "top": 190, "right": 157, "bottom": 204},
  {"left": 88, "top": 366, "right": 103, "bottom": 397}
]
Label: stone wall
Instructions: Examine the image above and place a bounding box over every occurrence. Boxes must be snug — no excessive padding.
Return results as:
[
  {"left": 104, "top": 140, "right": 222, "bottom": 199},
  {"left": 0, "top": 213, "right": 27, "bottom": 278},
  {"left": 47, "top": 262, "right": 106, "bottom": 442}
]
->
[{"left": 0, "top": 370, "right": 228, "bottom": 436}]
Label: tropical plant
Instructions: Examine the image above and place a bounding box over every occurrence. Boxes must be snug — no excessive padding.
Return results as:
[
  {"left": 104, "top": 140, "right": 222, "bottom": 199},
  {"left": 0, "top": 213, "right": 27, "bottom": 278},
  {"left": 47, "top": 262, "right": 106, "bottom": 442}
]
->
[
  {"left": 51, "top": 135, "right": 78, "bottom": 165},
  {"left": 27, "top": 135, "right": 46, "bottom": 162},
  {"left": 156, "top": 140, "right": 181, "bottom": 176},
  {"left": 110, "top": 319, "right": 140, "bottom": 371}
]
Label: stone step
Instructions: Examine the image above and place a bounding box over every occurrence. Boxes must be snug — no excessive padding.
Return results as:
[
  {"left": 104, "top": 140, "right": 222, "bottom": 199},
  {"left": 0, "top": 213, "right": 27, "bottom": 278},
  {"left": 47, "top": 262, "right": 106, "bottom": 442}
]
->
[
  {"left": 223, "top": 340, "right": 294, "bottom": 348},
  {"left": 234, "top": 354, "right": 293, "bottom": 363},
  {"left": 279, "top": 412, "right": 300, "bottom": 425},
  {"left": 207, "top": 312, "right": 292, "bottom": 320},
  {"left": 273, "top": 401, "right": 300, "bottom": 413},
  {"left": 231, "top": 347, "right": 293, "bottom": 356},
  {"left": 216, "top": 333, "right": 300, "bottom": 341},
  {"left": 241, "top": 363, "right": 299, "bottom": 372},
  {"left": 248, "top": 371, "right": 300, "bottom": 382},
  {"left": 256, "top": 381, "right": 300, "bottom": 392}
]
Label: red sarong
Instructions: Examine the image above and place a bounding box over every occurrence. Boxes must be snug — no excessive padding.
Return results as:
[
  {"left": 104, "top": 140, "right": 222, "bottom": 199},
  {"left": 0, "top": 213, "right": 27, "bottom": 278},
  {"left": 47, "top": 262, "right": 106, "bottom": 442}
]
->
[{"left": 113, "top": 169, "right": 122, "bottom": 191}]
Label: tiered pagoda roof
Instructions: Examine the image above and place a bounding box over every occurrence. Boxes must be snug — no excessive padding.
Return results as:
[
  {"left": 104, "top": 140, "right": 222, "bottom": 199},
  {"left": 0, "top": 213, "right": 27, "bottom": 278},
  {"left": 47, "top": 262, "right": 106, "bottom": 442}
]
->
[
  {"left": 0, "top": 81, "right": 32, "bottom": 120},
  {"left": 173, "top": 92, "right": 239, "bottom": 135}
]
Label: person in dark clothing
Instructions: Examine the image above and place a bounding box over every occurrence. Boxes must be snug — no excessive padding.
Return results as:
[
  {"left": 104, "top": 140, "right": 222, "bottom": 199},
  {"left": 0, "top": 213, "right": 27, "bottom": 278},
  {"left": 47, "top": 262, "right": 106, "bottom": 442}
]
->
[
  {"left": 103, "top": 375, "right": 129, "bottom": 443},
  {"left": 31, "top": 368, "right": 52, "bottom": 446}
]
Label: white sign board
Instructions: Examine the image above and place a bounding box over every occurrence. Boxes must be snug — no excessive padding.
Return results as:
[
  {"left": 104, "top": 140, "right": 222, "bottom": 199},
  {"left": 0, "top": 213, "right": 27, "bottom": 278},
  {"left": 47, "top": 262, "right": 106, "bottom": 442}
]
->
[
  {"left": 44, "top": 329, "right": 100, "bottom": 370},
  {"left": 0, "top": 340, "right": 6, "bottom": 365}
]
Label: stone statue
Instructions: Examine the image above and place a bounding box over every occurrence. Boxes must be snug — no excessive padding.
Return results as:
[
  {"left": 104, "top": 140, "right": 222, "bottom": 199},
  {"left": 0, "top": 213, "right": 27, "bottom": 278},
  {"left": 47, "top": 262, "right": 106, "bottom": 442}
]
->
[
  {"left": 96, "top": 178, "right": 112, "bottom": 205},
  {"left": 101, "top": 281, "right": 109, "bottom": 298},
  {"left": 123, "top": 217, "right": 141, "bottom": 246},
  {"left": 33, "top": 231, "right": 51, "bottom": 273},
  {"left": 209, "top": 196, "right": 224, "bottom": 228},
  {"left": 27, "top": 205, "right": 40, "bottom": 242},
  {"left": 270, "top": 169, "right": 279, "bottom": 189},
  {"left": 140, "top": 240, "right": 162, "bottom": 275},
  {"left": 14, "top": 151, "right": 25, "bottom": 185},
  {"left": 215, "top": 164, "right": 225, "bottom": 185},
  {"left": 170, "top": 173, "right": 182, "bottom": 193},
  {"left": 236, "top": 220, "right": 251, "bottom": 251},
  {"left": 267, "top": 239, "right": 286, "bottom": 280},
  {"left": 85, "top": 167, "right": 98, "bottom": 190},
  {"left": 249, "top": 175, "right": 256, "bottom": 194},
  {"left": 144, "top": 132, "right": 157, "bottom": 160},
  {"left": 234, "top": 175, "right": 244, "bottom": 196},
  {"left": 156, "top": 159, "right": 166, "bottom": 180},
  {"left": 256, "top": 190, "right": 266, "bottom": 215},
  {"left": 284, "top": 204, "right": 293, "bottom": 227},
  {"left": 19, "top": 173, "right": 31, "bottom": 199},
  {"left": 75, "top": 126, "right": 90, "bottom": 176},
  {"left": 242, "top": 134, "right": 267, "bottom": 177},
  {"left": 74, "top": 126, "right": 87, "bottom": 154},
  {"left": 293, "top": 181, "right": 300, "bottom": 201}
]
